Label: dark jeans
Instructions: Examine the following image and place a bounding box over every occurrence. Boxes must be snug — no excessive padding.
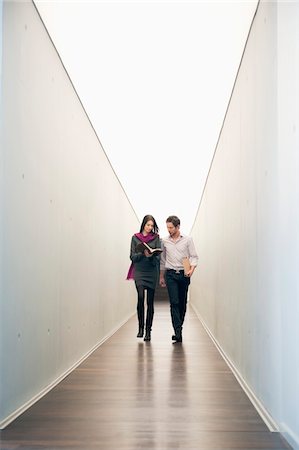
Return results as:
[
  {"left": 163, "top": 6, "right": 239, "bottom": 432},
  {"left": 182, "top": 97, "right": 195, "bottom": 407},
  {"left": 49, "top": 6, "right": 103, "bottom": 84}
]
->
[
  {"left": 165, "top": 270, "right": 190, "bottom": 335},
  {"left": 136, "top": 286, "right": 155, "bottom": 331}
]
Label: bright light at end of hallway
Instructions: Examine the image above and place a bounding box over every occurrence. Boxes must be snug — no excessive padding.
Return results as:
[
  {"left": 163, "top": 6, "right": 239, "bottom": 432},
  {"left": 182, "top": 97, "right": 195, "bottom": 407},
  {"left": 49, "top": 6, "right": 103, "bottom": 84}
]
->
[{"left": 35, "top": 0, "right": 258, "bottom": 235}]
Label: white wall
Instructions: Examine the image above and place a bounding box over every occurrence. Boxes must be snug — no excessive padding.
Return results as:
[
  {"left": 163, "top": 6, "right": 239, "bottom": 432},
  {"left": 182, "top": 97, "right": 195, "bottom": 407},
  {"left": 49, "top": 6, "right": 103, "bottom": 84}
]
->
[
  {"left": 0, "top": 0, "right": 4, "bottom": 426},
  {"left": 190, "top": 1, "right": 299, "bottom": 448},
  {"left": 277, "top": 1, "right": 299, "bottom": 446},
  {"left": 0, "top": 1, "right": 138, "bottom": 427}
]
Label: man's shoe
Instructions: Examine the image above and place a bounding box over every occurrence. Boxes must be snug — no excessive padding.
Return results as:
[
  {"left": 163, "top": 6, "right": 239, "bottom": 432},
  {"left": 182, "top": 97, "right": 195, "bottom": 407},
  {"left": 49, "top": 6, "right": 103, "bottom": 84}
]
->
[{"left": 172, "top": 333, "right": 182, "bottom": 343}]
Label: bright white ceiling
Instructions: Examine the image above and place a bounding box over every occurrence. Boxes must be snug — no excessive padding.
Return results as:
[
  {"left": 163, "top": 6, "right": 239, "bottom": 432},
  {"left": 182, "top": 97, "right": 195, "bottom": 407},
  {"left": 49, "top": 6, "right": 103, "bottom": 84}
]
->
[{"left": 35, "top": 0, "right": 258, "bottom": 235}]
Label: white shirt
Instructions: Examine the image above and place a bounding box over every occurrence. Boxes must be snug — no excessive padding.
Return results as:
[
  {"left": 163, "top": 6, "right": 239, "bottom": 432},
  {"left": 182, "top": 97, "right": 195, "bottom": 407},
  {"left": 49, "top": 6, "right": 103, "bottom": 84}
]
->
[{"left": 160, "top": 234, "right": 198, "bottom": 271}]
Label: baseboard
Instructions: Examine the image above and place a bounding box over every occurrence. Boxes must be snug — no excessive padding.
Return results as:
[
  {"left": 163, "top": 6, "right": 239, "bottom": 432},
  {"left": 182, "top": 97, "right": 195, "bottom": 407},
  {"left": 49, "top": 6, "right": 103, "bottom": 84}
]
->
[
  {"left": 0, "top": 311, "right": 135, "bottom": 430},
  {"left": 280, "top": 423, "right": 299, "bottom": 450},
  {"left": 190, "top": 302, "right": 279, "bottom": 432}
]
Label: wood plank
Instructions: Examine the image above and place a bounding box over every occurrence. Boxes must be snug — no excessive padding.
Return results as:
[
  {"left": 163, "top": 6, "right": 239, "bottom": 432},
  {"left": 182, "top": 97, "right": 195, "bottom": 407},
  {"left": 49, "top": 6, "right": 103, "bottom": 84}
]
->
[{"left": 0, "top": 301, "right": 291, "bottom": 449}]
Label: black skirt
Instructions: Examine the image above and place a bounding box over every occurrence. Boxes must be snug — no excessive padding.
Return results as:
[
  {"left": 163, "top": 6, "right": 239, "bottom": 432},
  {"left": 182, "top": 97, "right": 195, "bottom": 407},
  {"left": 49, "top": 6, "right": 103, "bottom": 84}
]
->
[{"left": 134, "top": 264, "right": 159, "bottom": 290}]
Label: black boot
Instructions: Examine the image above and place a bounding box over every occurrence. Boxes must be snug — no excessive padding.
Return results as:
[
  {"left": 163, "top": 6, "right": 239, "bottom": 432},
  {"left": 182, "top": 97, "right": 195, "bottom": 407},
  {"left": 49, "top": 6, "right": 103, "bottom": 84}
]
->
[
  {"left": 144, "top": 330, "right": 151, "bottom": 341},
  {"left": 137, "top": 327, "right": 144, "bottom": 338}
]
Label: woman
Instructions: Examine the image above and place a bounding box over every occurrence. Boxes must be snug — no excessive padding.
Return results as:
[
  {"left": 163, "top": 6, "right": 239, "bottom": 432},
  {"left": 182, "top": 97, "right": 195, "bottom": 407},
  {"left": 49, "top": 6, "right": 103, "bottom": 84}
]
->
[{"left": 127, "top": 215, "right": 161, "bottom": 341}]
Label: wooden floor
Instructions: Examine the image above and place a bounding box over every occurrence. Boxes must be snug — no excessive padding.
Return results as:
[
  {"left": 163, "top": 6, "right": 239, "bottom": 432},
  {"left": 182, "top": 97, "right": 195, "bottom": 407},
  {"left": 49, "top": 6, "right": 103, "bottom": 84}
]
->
[{"left": 0, "top": 300, "right": 291, "bottom": 450}]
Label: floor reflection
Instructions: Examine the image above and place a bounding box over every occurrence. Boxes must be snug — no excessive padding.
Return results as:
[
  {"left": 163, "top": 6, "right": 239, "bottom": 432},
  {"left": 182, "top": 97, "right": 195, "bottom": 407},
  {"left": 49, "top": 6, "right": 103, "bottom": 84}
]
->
[
  {"left": 169, "top": 343, "right": 188, "bottom": 407},
  {"left": 135, "top": 341, "right": 154, "bottom": 406},
  {"left": 133, "top": 341, "right": 157, "bottom": 448}
]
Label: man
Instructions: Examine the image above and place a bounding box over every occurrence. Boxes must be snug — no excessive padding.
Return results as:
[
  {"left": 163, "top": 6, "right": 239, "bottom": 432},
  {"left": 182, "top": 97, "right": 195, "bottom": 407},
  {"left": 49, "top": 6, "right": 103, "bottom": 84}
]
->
[{"left": 160, "top": 216, "right": 198, "bottom": 343}]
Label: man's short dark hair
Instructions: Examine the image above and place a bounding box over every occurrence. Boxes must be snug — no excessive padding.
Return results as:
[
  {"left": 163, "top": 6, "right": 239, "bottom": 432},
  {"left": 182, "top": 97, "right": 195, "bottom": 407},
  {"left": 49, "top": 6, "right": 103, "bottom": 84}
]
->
[{"left": 166, "top": 215, "right": 180, "bottom": 227}]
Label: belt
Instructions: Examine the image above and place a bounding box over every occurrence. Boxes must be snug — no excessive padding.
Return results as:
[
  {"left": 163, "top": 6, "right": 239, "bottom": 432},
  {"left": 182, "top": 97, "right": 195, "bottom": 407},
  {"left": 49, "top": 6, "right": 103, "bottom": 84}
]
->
[{"left": 166, "top": 269, "right": 184, "bottom": 274}]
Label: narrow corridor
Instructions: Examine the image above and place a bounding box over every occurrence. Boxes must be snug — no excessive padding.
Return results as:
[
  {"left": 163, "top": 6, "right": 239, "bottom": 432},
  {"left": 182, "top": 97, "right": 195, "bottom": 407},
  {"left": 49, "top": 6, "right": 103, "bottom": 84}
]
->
[{"left": 0, "top": 300, "right": 291, "bottom": 450}]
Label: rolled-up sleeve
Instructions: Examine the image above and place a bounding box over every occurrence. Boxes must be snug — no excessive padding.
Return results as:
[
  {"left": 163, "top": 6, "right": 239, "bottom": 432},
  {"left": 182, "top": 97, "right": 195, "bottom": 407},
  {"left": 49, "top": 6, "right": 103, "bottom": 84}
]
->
[{"left": 188, "top": 237, "right": 198, "bottom": 267}]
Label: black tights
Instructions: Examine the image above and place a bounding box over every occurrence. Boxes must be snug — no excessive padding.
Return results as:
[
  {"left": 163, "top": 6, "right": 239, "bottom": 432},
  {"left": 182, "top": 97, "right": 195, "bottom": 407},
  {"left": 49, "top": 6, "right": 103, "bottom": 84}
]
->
[{"left": 136, "top": 286, "right": 155, "bottom": 331}]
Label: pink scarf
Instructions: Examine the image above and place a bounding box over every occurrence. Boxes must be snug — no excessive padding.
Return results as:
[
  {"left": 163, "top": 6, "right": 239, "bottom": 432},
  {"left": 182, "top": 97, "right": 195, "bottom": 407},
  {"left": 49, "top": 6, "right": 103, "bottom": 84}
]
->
[{"left": 126, "top": 233, "right": 158, "bottom": 280}]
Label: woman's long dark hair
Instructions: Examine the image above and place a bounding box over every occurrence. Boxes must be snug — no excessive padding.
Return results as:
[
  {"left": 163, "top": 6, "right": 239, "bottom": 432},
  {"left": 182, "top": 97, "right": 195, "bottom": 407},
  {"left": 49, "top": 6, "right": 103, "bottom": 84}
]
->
[{"left": 139, "top": 215, "right": 159, "bottom": 234}]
